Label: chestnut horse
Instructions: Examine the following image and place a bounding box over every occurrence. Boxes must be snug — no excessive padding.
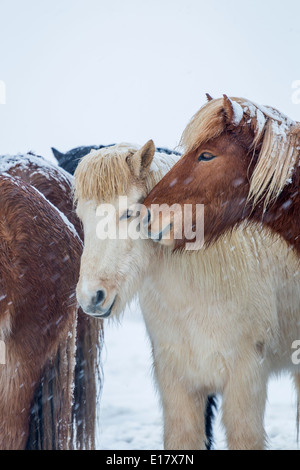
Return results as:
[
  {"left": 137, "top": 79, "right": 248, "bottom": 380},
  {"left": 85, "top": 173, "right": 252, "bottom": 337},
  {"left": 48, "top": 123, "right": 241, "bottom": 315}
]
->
[
  {"left": 74, "top": 142, "right": 300, "bottom": 450},
  {"left": 0, "top": 154, "right": 102, "bottom": 449},
  {"left": 143, "top": 95, "right": 300, "bottom": 253}
]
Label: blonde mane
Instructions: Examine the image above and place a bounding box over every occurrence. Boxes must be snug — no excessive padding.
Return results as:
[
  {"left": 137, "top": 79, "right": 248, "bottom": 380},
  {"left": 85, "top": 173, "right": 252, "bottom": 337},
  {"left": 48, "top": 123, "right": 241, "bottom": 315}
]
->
[
  {"left": 181, "top": 97, "right": 300, "bottom": 209},
  {"left": 74, "top": 143, "right": 180, "bottom": 203}
]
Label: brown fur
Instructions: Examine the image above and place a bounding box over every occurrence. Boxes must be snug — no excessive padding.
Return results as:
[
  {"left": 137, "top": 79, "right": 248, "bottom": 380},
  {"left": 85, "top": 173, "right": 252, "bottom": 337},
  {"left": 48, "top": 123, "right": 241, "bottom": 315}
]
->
[
  {"left": 144, "top": 96, "right": 300, "bottom": 253},
  {"left": 0, "top": 174, "right": 80, "bottom": 448},
  {"left": 0, "top": 155, "right": 102, "bottom": 449},
  {"left": 4, "top": 154, "right": 82, "bottom": 236}
]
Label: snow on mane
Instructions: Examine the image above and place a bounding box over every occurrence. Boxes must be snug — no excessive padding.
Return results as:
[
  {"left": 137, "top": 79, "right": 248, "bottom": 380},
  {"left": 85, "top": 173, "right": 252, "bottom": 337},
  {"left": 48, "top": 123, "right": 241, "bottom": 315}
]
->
[{"left": 231, "top": 99, "right": 244, "bottom": 126}]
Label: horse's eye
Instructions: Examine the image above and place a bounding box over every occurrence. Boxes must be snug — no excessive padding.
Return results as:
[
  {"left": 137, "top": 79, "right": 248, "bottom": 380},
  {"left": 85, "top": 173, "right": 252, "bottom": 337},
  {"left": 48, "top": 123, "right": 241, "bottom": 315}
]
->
[
  {"left": 198, "top": 152, "right": 216, "bottom": 162},
  {"left": 120, "top": 209, "right": 133, "bottom": 221}
]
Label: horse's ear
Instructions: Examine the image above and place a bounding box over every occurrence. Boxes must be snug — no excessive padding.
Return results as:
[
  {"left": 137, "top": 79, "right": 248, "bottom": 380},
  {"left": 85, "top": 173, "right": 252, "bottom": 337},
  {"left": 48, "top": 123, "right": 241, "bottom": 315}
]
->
[
  {"left": 223, "top": 94, "right": 243, "bottom": 127},
  {"left": 51, "top": 147, "right": 65, "bottom": 162},
  {"left": 128, "top": 140, "right": 156, "bottom": 178},
  {"left": 206, "top": 93, "right": 214, "bottom": 102},
  {"left": 223, "top": 94, "right": 235, "bottom": 122}
]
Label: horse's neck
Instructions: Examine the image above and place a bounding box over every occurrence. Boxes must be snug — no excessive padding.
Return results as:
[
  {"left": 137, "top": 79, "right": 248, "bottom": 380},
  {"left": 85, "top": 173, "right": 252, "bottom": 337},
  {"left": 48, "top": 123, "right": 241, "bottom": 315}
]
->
[
  {"left": 253, "top": 166, "right": 300, "bottom": 254},
  {"left": 147, "top": 229, "right": 256, "bottom": 293}
]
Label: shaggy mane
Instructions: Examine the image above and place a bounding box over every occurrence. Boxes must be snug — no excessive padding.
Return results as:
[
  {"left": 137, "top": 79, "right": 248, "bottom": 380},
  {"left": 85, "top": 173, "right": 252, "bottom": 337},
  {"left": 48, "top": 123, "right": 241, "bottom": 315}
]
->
[
  {"left": 181, "top": 97, "right": 300, "bottom": 209},
  {"left": 74, "top": 143, "right": 179, "bottom": 203}
]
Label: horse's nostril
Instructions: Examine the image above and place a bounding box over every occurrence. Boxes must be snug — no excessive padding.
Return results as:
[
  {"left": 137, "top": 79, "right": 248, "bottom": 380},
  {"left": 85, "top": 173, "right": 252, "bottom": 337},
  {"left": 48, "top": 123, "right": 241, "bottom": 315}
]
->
[{"left": 95, "top": 290, "right": 105, "bottom": 306}]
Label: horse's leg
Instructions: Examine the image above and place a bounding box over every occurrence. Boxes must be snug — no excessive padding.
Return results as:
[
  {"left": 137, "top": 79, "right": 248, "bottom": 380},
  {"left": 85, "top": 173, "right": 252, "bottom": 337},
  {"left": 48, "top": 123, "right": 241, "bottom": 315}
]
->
[
  {"left": 0, "top": 336, "right": 46, "bottom": 450},
  {"left": 0, "top": 367, "right": 33, "bottom": 449},
  {"left": 222, "top": 360, "right": 267, "bottom": 450},
  {"left": 155, "top": 362, "right": 207, "bottom": 450},
  {"left": 294, "top": 372, "right": 300, "bottom": 439}
]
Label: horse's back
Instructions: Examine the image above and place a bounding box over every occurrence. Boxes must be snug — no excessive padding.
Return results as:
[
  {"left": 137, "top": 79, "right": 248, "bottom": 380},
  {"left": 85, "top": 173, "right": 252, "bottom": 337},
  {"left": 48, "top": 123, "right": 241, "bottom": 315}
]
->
[
  {"left": 0, "top": 173, "right": 81, "bottom": 346},
  {"left": 0, "top": 153, "right": 82, "bottom": 237}
]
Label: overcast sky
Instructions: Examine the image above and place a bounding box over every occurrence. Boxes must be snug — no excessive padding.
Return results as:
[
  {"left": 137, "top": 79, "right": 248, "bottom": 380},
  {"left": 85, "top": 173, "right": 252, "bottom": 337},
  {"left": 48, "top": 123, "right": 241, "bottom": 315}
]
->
[{"left": 0, "top": 0, "right": 299, "bottom": 160}]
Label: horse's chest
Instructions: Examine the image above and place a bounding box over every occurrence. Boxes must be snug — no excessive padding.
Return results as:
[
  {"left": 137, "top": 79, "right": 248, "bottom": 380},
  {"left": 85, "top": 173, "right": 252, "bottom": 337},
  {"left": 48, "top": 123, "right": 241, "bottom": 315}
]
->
[{"left": 140, "top": 279, "right": 230, "bottom": 391}]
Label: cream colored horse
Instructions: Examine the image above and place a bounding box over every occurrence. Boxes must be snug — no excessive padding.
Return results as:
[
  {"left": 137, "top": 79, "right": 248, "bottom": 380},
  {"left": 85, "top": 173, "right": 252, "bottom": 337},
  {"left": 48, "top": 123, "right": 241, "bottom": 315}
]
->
[{"left": 74, "top": 141, "right": 300, "bottom": 450}]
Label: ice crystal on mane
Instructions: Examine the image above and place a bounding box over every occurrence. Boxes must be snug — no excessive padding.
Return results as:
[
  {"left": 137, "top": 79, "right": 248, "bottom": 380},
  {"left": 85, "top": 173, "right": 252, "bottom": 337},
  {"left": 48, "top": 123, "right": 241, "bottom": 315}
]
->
[{"left": 247, "top": 104, "right": 300, "bottom": 208}]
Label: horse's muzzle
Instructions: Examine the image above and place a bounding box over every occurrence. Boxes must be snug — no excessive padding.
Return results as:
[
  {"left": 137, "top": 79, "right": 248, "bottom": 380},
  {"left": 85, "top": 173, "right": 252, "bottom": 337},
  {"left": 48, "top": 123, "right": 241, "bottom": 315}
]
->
[{"left": 78, "top": 290, "right": 117, "bottom": 319}]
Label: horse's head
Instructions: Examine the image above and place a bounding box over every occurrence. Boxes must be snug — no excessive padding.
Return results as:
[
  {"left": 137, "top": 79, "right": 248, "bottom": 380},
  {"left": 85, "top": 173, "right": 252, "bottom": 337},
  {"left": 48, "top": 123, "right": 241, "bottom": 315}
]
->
[
  {"left": 74, "top": 141, "right": 157, "bottom": 319},
  {"left": 144, "top": 95, "right": 299, "bottom": 249}
]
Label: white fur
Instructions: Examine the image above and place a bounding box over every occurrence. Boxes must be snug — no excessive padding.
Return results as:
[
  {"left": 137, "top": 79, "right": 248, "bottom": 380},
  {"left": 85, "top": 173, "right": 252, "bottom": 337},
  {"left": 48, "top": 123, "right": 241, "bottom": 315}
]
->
[{"left": 76, "top": 145, "right": 300, "bottom": 450}]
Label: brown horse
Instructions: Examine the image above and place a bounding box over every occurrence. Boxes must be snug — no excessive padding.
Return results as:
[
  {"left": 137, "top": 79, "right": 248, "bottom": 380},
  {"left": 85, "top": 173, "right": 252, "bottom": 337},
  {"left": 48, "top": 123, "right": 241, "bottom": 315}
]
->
[
  {"left": 0, "top": 154, "right": 102, "bottom": 449},
  {"left": 143, "top": 95, "right": 300, "bottom": 252}
]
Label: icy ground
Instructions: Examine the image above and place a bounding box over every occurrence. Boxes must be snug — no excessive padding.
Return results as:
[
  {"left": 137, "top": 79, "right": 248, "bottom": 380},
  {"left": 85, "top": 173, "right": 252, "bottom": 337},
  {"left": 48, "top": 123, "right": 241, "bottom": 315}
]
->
[{"left": 97, "top": 302, "right": 299, "bottom": 451}]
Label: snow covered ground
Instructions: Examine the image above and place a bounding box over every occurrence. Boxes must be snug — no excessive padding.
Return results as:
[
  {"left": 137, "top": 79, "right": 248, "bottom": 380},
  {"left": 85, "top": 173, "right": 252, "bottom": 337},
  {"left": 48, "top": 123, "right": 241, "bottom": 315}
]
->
[{"left": 97, "top": 301, "right": 299, "bottom": 451}]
